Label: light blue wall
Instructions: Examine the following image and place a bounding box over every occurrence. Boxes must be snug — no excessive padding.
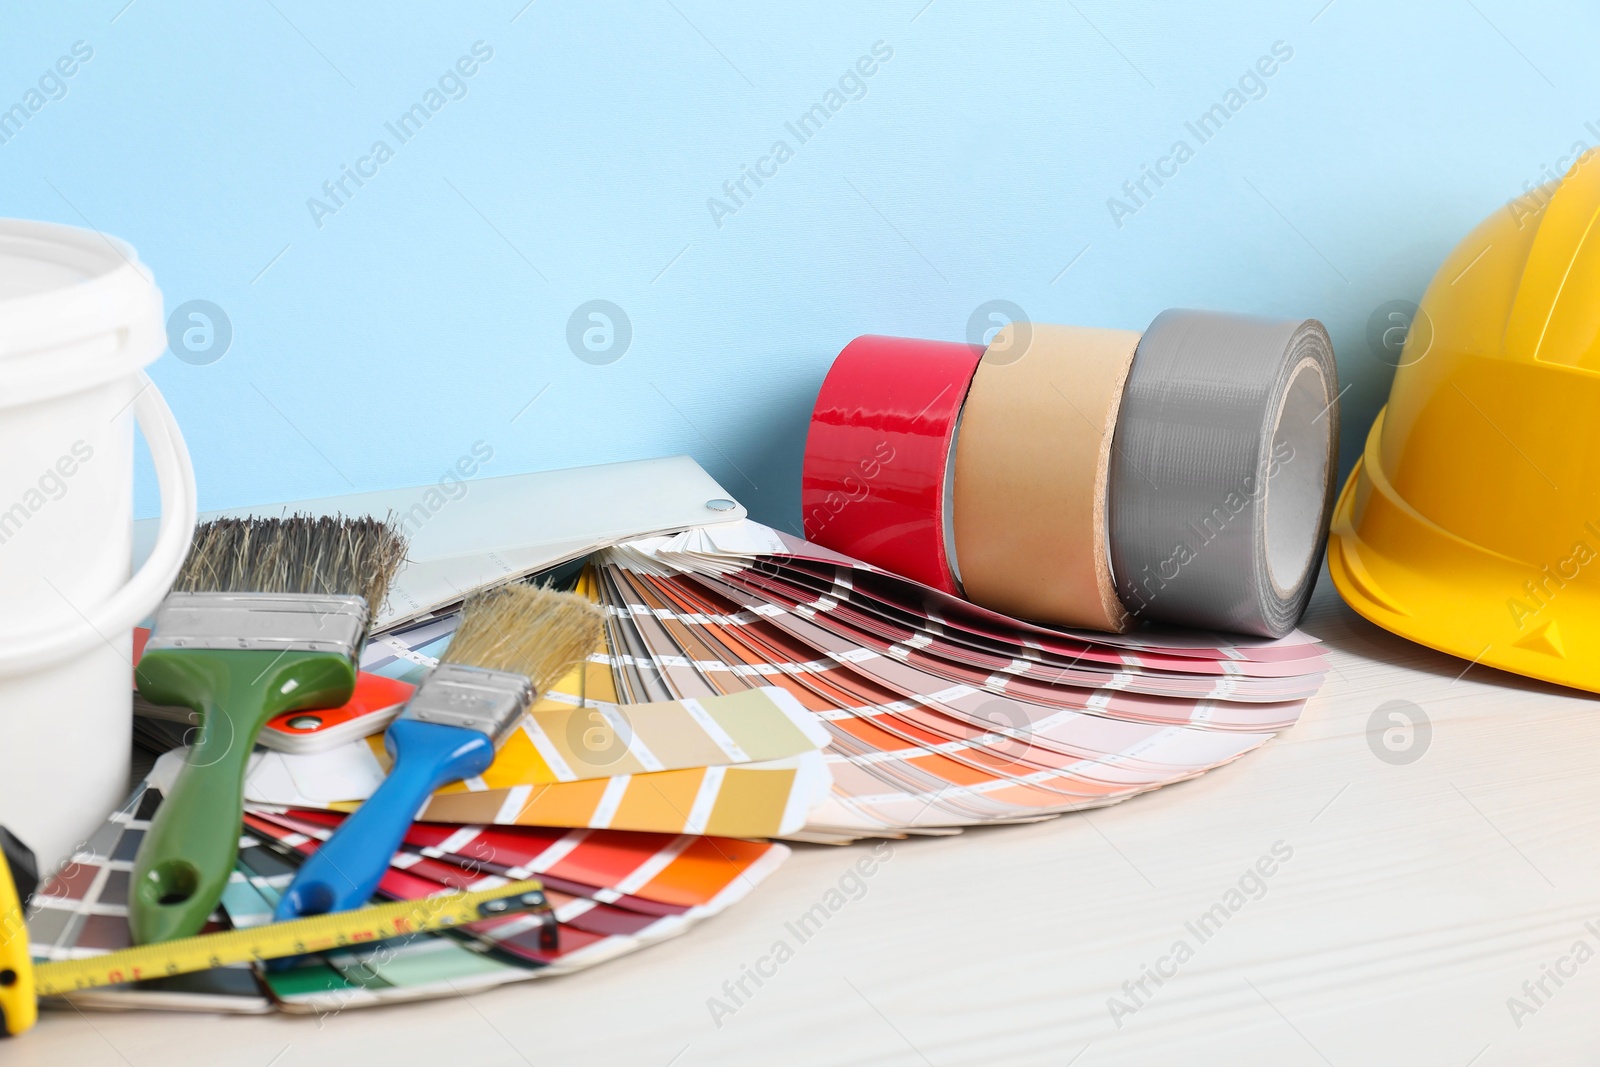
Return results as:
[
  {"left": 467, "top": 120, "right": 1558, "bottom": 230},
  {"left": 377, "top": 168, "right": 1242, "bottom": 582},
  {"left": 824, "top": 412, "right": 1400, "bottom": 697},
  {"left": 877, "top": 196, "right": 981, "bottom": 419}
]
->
[{"left": 5, "top": 1, "right": 1594, "bottom": 532}]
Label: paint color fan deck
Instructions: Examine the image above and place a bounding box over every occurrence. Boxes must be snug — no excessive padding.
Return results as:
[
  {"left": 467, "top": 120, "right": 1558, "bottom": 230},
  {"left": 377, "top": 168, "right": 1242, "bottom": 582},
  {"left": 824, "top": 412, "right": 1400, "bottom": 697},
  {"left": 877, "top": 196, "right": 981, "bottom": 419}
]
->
[
  {"left": 27, "top": 780, "right": 788, "bottom": 1014},
  {"left": 43, "top": 518, "right": 1327, "bottom": 1016}
]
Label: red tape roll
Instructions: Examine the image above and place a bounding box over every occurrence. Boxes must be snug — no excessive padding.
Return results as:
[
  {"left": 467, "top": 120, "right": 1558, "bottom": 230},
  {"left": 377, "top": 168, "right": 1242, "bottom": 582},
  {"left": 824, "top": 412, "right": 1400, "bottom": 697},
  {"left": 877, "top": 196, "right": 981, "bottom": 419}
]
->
[{"left": 801, "top": 335, "right": 984, "bottom": 594}]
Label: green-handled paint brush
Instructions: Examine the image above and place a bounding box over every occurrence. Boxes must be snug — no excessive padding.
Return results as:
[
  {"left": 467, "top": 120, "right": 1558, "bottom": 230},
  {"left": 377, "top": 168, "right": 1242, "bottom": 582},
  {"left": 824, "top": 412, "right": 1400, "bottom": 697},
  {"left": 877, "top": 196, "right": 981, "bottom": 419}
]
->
[{"left": 130, "top": 515, "right": 407, "bottom": 944}]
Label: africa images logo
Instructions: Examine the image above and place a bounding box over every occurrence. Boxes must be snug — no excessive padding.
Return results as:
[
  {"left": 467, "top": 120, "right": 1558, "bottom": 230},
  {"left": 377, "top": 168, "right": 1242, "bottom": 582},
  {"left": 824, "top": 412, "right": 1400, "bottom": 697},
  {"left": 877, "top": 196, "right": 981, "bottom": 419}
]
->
[
  {"left": 1106, "top": 41, "right": 1293, "bottom": 229},
  {"left": 706, "top": 41, "right": 894, "bottom": 229},
  {"left": 306, "top": 42, "right": 495, "bottom": 229}
]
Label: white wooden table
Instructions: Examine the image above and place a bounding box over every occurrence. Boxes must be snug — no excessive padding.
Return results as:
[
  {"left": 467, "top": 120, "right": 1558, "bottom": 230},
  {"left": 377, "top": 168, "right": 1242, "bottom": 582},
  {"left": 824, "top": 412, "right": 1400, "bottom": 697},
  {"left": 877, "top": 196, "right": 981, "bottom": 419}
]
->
[{"left": 18, "top": 574, "right": 1600, "bottom": 1065}]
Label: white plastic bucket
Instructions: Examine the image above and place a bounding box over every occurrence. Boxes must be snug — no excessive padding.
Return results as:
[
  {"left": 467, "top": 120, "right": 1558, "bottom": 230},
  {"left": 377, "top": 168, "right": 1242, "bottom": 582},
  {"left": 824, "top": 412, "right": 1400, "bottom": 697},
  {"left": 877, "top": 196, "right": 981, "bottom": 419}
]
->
[{"left": 0, "top": 219, "right": 196, "bottom": 878}]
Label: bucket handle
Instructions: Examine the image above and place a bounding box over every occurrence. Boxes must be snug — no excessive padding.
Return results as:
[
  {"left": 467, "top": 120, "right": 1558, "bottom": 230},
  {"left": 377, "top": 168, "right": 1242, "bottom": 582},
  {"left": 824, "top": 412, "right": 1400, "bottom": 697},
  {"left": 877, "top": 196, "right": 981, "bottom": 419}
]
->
[{"left": 0, "top": 373, "right": 197, "bottom": 678}]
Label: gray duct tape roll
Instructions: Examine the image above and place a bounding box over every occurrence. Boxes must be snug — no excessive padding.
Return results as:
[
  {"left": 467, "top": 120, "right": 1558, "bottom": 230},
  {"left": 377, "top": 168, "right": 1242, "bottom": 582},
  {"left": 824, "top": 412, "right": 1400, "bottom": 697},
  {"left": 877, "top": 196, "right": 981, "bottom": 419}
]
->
[{"left": 1108, "top": 309, "right": 1339, "bottom": 637}]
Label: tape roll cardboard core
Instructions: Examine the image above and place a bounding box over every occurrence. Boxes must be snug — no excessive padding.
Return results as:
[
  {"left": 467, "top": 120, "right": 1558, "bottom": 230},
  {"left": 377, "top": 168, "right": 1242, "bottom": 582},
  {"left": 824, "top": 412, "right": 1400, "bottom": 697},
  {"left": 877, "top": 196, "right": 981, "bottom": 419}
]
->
[
  {"left": 1264, "top": 358, "right": 1330, "bottom": 597},
  {"left": 952, "top": 323, "right": 1141, "bottom": 631}
]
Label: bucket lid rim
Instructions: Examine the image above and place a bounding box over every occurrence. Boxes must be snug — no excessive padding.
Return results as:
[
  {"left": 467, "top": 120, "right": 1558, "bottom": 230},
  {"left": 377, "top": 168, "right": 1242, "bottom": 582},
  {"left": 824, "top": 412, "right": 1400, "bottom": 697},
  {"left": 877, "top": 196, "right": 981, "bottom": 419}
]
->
[
  {"left": 0, "top": 217, "right": 151, "bottom": 290},
  {"left": 0, "top": 219, "right": 158, "bottom": 334}
]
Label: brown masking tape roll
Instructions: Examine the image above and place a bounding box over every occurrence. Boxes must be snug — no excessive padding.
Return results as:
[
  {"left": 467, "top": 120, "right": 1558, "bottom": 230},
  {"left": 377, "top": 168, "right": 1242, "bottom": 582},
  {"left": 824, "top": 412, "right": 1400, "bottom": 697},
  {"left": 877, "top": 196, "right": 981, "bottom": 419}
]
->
[{"left": 951, "top": 322, "right": 1141, "bottom": 631}]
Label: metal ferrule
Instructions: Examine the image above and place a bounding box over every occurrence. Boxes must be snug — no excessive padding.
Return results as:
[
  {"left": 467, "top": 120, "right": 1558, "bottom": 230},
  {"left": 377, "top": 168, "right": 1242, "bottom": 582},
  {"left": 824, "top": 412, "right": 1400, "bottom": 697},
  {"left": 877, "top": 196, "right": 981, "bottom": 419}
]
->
[
  {"left": 145, "top": 592, "right": 369, "bottom": 660},
  {"left": 399, "top": 662, "right": 533, "bottom": 745}
]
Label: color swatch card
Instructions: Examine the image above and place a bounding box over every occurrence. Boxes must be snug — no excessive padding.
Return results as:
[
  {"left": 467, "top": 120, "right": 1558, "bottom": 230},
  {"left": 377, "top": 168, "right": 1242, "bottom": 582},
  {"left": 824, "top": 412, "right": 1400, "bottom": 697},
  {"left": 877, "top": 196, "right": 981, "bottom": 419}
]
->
[
  {"left": 645, "top": 520, "right": 1329, "bottom": 661},
  {"left": 244, "top": 809, "right": 785, "bottom": 919},
  {"left": 209, "top": 745, "right": 832, "bottom": 839},
  {"left": 388, "top": 686, "right": 832, "bottom": 787},
  {"left": 26, "top": 778, "right": 790, "bottom": 1017},
  {"left": 596, "top": 560, "right": 1253, "bottom": 839},
  {"left": 230, "top": 807, "right": 788, "bottom": 1013},
  {"left": 25, "top": 779, "right": 271, "bottom": 1015},
  {"left": 593, "top": 520, "right": 1330, "bottom": 843}
]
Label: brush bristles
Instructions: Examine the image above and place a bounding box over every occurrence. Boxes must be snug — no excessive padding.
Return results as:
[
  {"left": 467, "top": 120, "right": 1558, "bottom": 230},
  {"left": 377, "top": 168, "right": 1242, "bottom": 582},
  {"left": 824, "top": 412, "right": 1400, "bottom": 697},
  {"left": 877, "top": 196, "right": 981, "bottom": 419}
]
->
[
  {"left": 444, "top": 584, "right": 604, "bottom": 698},
  {"left": 173, "top": 514, "right": 409, "bottom": 630}
]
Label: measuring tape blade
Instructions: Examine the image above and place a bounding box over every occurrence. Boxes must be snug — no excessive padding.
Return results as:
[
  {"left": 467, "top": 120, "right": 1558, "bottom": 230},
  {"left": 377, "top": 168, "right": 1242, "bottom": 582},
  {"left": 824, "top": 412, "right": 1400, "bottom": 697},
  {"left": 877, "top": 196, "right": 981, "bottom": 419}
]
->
[{"left": 30, "top": 880, "right": 551, "bottom": 997}]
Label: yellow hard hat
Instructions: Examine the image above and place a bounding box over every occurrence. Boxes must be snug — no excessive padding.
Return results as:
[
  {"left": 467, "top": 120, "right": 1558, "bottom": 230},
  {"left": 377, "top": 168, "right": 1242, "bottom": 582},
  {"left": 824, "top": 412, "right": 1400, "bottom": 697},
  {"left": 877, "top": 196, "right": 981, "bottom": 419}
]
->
[{"left": 1329, "top": 152, "right": 1600, "bottom": 692}]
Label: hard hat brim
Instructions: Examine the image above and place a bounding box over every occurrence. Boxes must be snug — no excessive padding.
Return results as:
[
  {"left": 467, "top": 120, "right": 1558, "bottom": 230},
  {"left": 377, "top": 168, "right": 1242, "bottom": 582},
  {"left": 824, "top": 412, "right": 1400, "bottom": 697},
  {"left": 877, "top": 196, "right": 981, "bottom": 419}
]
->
[{"left": 1329, "top": 406, "right": 1599, "bottom": 695}]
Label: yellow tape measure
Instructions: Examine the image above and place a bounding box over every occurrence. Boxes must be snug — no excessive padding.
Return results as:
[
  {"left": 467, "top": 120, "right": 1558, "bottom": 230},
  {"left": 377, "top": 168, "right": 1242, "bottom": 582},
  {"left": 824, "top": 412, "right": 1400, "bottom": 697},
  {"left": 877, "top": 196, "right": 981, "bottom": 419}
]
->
[
  {"left": 36, "top": 881, "right": 551, "bottom": 995},
  {"left": 1, "top": 859, "right": 551, "bottom": 1037}
]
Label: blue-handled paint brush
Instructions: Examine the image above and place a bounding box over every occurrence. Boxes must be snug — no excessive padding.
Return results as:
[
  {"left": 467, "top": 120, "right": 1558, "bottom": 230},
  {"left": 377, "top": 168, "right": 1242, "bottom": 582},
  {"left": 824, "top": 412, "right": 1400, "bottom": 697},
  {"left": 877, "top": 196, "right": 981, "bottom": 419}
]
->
[{"left": 274, "top": 583, "right": 604, "bottom": 919}]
